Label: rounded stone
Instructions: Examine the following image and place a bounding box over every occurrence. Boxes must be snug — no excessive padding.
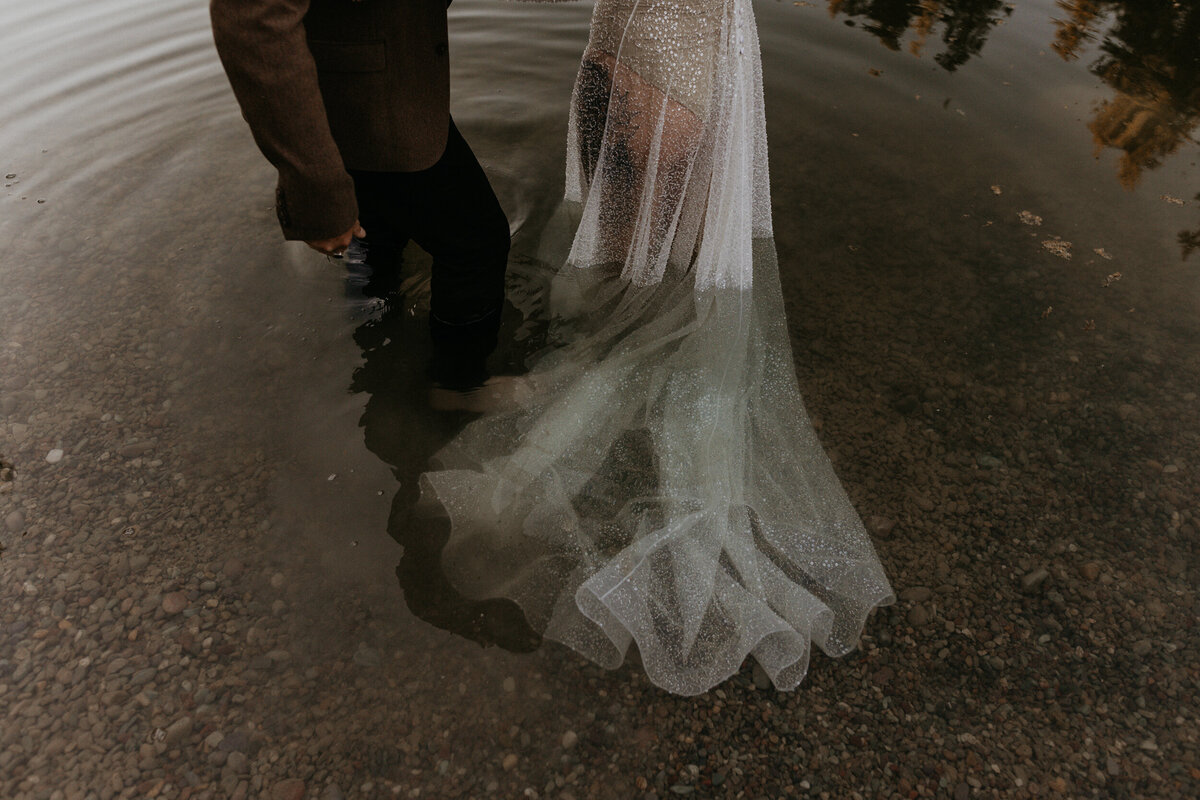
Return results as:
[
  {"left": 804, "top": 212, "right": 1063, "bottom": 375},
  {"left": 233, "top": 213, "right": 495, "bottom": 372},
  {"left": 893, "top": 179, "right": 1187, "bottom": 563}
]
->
[
  {"left": 899, "top": 586, "right": 932, "bottom": 603},
  {"left": 163, "top": 716, "right": 193, "bottom": 747},
  {"left": 270, "top": 779, "right": 306, "bottom": 800},
  {"left": 162, "top": 592, "right": 188, "bottom": 615},
  {"left": 908, "top": 604, "right": 931, "bottom": 626},
  {"left": 4, "top": 510, "right": 25, "bottom": 533}
]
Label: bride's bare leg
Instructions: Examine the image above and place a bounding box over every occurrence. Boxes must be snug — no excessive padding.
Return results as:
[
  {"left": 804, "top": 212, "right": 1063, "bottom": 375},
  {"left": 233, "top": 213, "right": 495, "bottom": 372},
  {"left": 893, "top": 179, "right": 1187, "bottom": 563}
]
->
[{"left": 574, "top": 49, "right": 704, "bottom": 266}]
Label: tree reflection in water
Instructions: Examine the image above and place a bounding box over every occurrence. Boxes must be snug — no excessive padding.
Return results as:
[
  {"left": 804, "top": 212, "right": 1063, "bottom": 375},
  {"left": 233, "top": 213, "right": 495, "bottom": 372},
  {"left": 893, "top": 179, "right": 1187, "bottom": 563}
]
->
[
  {"left": 827, "top": 0, "right": 1199, "bottom": 256},
  {"left": 828, "top": 0, "right": 1013, "bottom": 71},
  {"left": 1180, "top": 193, "right": 1200, "bottom": 260},
  {"left": 1054, "top": 0, "right": 1199, "bottom": 194}
]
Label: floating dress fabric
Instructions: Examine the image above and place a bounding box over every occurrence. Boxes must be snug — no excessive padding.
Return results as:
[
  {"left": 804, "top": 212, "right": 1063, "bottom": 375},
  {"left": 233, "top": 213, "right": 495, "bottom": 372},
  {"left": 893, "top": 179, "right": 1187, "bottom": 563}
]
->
[{"left": 417, "top": 0, "right": 894, "bottom": 695}]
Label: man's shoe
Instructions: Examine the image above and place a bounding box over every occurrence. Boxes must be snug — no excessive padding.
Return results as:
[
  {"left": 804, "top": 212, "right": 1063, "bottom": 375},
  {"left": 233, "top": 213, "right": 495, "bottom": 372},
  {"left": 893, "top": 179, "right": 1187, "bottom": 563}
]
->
[{"left": 429, "top": 376, "right": 531, "bottom": 414}]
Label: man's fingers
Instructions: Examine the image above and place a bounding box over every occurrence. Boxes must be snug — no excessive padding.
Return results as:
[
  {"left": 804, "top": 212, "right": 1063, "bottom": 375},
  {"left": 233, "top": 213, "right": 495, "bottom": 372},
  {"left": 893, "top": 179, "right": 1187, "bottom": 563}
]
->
[{"left": 304, "top": 221, "right": 360, "bottom": 258}]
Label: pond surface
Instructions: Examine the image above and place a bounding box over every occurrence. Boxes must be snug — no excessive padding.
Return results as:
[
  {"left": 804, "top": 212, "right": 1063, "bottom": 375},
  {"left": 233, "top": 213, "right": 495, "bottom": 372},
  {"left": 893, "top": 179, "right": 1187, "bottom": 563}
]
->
[{"left": 1, "top": 1, "right": 1197, "bottom": 799}]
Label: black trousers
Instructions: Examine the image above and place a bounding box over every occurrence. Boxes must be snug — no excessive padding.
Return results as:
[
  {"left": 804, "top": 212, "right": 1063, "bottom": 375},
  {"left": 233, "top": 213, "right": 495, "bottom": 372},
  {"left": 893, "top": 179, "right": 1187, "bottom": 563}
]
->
[{"left": 350, "top": 120, "right": 510, "bottom": 389}]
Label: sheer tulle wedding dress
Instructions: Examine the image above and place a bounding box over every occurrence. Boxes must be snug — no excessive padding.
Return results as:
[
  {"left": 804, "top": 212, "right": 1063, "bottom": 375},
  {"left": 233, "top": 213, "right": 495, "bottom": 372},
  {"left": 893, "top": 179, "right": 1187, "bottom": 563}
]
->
[{"left": 417, "top": 0, "right": 894, "bottom": 695}]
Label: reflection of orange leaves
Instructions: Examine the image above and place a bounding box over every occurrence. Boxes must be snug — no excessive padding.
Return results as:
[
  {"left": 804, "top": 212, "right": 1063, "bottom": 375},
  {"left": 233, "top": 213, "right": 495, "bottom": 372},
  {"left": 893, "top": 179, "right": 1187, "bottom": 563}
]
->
[
  {"left": 1088, "top": 95, "right": 1188, "bottom": 189},
  {"left": 1052, "top": 0, "right": 1103, "bottom": 62},
  {"left": 908, "top": 2, "right": 939, "bottom": 58}
]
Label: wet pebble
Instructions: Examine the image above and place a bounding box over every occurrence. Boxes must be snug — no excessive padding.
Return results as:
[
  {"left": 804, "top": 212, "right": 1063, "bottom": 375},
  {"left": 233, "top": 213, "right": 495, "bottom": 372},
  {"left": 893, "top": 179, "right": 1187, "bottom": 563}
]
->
[
  {"left": 899, "top": 586, "right": 932, "bottom": 603},
  {"left": 130, "top": 667, "right": 157, "bottom": 686},
  {"left": 4, "top": 510, "right": 24, "bottom": 533},
  {"left": 118, "top": 441, "right": 154, "bottom": 458},
  {"left": 162, "top": 716, "right": 192, "bottom": 747},
  {"left": 865, "top": 516, "right": 895, "bottom": 538},
  {"left": 162, "top": 592, "right": 188, "bottom": 615},
  {"left": 270, "top": 778, "right": 306, "bottom": 800},
  {"left": 908, "top": 604, "right": 931, "bottom": 626},
  {"left": 1020, "top": 568, "right": 1049, "bottom": 593}
]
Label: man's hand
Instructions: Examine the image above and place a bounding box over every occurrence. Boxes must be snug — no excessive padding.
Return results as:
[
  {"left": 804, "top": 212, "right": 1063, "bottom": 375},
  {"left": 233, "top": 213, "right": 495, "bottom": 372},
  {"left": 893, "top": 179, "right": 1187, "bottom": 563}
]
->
[{"left": 306, "top": 221, "right": 366, "bottom": 258}]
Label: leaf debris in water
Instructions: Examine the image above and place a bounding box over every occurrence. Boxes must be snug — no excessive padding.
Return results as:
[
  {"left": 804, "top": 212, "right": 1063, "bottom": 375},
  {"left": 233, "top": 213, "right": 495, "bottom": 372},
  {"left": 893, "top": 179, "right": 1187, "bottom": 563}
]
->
[
  {"left": 1083, "top": 319, "right": 1096, "bottom": 331},
  {"left": 1042, "top": 239, "right": 1073, "bottom": 260},
  {"left": 1019, "top": 210, "right": 1043, "bottom": 226},
  {"left": 1094, "top": 247, "right": 1113, "bottom": 260},
  {"left": 1102, "top": 272, "right": 1123, "bottom": 287},
  {"left": 1041, "top": 306, "right": 1053, "bottom": 318},
  {"left": 1161, "top": 195, "right": 1184, "bottom": 206},
  {"left": 990, "top": 185, "right": 1002, "bottom": 195}
]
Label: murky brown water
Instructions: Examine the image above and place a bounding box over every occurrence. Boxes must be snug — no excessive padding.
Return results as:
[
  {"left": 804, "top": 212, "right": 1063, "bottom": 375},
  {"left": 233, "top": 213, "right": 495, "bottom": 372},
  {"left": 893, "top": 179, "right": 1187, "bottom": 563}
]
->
[{"left": 2, "top": 1, "right": 1198, "bottom": 798}]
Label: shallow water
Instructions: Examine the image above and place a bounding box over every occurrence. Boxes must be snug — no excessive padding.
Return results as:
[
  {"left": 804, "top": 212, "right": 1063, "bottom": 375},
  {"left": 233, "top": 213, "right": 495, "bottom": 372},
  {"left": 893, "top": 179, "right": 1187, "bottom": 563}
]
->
[{"left": 2, "top": 1, "right": 1198, "bottom": 798}]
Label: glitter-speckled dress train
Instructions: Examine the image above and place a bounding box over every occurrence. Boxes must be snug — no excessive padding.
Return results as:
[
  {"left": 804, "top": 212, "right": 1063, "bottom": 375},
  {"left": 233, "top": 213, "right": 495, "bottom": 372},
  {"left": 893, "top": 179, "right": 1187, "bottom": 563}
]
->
[{"left": 417, "top": 0, "right": 894, "bottom": 695}]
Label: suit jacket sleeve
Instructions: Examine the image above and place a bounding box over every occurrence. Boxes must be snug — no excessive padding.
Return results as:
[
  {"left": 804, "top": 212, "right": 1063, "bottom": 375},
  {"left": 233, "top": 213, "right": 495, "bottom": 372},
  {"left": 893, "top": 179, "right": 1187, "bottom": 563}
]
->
[{"left": 210, "top": 0, "right": 358, "bottom": 241}]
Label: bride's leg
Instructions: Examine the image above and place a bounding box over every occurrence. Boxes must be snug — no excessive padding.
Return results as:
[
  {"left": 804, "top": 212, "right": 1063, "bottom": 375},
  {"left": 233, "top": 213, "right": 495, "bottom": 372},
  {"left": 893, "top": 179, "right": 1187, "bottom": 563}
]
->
[{"left": 574, "top": 48, "right": 704, "bottom": 267}]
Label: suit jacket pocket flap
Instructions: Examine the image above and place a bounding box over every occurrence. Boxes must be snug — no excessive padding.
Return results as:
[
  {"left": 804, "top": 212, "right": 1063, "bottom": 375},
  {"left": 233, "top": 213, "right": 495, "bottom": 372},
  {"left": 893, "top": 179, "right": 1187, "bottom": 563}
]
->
[{"left": 309, "top": 40, "right": 386, "bottom": 73}]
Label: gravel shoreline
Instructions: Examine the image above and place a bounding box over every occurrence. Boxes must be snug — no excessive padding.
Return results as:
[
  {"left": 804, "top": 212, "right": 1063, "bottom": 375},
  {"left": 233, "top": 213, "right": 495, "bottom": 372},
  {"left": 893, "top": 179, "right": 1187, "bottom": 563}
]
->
[{"left": 4, "top": 193, "right": 1198, "bottom": 799}]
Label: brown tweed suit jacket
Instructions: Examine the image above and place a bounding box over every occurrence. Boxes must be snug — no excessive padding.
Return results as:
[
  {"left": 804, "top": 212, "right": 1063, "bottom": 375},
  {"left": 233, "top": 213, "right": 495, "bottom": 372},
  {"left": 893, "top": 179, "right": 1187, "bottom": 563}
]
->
[{"left": 210, "top": 0, "right": 451, "bottom": 241}]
